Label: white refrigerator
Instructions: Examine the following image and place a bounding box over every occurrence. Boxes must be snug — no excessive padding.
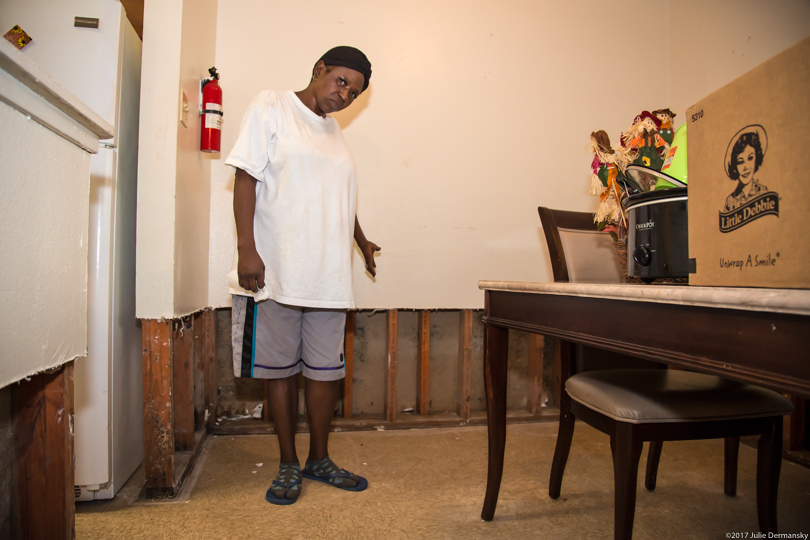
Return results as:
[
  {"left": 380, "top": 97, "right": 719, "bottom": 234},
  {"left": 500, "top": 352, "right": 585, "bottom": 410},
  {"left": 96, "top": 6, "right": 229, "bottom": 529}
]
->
[{"left": 0, "top": 0, "right": 144, "bottom": 500}]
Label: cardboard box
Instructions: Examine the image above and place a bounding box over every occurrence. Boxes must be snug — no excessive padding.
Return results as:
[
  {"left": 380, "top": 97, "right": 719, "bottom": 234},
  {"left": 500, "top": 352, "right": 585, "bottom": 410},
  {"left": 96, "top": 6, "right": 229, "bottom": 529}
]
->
[{"left": 686, "top": 36, "right": 810, "bottom": 289}]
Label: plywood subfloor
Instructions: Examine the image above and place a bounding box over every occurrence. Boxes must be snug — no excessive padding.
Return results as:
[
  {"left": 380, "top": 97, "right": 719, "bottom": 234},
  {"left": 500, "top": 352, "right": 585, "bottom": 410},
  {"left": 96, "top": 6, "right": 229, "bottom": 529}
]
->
[{"left": 76, "top": 422, "right": 810, "bottom": 539}]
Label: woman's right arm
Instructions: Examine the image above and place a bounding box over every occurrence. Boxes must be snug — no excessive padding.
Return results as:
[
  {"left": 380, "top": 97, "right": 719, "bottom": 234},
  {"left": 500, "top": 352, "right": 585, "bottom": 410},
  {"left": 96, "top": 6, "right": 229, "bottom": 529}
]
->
[{"left": 233, "top": 168, "right": 265, "bottom": 292}]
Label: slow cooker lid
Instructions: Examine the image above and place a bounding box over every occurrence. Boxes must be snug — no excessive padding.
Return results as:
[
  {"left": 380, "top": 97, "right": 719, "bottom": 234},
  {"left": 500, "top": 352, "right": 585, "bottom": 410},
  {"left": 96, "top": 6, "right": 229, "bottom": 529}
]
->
[
  {"left": 623, "top": 187, "right": 688, "bottom": 209},
  {"left": 625, "top": 164, "right": 687, "bottom": 191}
]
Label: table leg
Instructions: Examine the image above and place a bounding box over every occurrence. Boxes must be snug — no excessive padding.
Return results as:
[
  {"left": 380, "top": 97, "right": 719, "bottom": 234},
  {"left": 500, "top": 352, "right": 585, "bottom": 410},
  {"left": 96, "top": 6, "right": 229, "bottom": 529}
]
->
[{"left": 481, "top": 321, "right": 509, "bottom": 521}]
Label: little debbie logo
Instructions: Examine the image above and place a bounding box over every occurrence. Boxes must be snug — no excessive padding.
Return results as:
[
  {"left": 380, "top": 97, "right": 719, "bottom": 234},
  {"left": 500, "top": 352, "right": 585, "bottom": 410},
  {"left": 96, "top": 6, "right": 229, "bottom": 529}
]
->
[
  {"left": 719, "top": 124, "right": 779, "bottom": 233},
  {"left": 719, "top": 192, "right": 779, "bottom": 232}
]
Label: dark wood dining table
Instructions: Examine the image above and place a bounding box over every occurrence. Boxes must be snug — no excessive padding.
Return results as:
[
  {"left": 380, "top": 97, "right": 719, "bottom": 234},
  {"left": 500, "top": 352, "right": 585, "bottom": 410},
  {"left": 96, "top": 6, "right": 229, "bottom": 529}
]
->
[{"left": 477, "top": 280, "right": 810, "bottom": 520}]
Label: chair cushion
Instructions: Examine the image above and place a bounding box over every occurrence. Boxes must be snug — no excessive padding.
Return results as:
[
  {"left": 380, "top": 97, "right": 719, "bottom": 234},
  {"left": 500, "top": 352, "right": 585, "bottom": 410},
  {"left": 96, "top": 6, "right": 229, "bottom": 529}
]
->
[{"left": 565, "top": 369, "right": 794, "bottom": 424}]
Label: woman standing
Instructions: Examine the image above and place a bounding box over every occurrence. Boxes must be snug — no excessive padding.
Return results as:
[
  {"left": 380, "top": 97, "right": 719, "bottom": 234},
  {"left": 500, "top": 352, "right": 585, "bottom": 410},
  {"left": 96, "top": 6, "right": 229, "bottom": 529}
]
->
[{"left": 226, "top": 46, "right": 380, "bottom": 505}]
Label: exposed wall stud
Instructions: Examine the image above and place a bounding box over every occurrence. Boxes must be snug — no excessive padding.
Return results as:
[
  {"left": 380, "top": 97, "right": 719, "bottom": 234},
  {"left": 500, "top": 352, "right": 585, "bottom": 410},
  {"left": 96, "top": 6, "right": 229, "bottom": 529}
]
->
[
  {"left": 527, "top": 334, "right": 544, "bottom": 414},
  {"left": 457, "top": 309, "right": 473, "bottom": 420},
  {"left": 14, "top": 362, "right": 75, "bottom": 539},
  {"left": 193, "top": 311, "right": 207, "bottom": 429},
  {"left": 141, "top": 318, "right": 176, "bottom": 496},
  {"left": 385, "top": 309, "right": 398, "bottom": 423},
  {"left": 417, "top": 310, "right": 431, "bottom": 416},
  {"left": 173, "top": 316, "right": 195, "bottom": 451},
  {"left": 263, "top": 381, "right": 273, "bottom": 423},
  {"left": 203, "top": 309, "right": 217, "bottom": 429}
]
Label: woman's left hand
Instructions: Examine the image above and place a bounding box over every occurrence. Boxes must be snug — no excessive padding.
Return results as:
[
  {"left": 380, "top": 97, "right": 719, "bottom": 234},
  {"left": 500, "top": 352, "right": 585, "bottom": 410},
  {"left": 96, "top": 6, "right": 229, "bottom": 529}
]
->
[{"left": 360, "top": 240, "right": 381, "bottom": 277}]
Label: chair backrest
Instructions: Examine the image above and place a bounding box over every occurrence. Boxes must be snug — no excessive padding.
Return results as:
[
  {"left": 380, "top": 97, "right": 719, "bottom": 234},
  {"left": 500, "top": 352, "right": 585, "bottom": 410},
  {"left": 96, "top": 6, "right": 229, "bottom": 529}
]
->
[
  {"left": 538, "top": 207, "right": 623, "bottom": 283},
  {"left": 539, "top": 207, "right": 659, "bottom": 372}
]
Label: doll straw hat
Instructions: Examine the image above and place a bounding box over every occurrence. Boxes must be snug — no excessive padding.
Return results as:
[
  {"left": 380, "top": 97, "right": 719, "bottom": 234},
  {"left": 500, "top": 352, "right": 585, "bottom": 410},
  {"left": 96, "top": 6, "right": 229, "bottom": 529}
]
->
[{"left": 635, "top": 110, "right": 662, "bottom": 128}]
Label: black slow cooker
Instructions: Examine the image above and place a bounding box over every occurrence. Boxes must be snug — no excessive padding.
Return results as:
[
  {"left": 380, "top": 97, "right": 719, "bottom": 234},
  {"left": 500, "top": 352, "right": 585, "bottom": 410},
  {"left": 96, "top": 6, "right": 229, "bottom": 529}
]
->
[{"left": 622, "top": 187, "right": 689, "bottom": 282}]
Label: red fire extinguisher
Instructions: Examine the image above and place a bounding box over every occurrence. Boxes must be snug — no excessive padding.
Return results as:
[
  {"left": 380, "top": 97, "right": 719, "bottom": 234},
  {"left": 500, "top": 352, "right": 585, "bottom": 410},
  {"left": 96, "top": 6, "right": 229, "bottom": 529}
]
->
[{"left": 200, "top": 67, "right": 222, "bottom": 153}]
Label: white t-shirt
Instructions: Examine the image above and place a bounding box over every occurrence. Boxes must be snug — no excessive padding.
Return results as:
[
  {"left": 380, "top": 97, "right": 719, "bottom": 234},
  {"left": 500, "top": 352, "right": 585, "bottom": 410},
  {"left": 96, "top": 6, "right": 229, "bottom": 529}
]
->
[{"left": 225, "top": 90, "right": 357, "bottom": 309}]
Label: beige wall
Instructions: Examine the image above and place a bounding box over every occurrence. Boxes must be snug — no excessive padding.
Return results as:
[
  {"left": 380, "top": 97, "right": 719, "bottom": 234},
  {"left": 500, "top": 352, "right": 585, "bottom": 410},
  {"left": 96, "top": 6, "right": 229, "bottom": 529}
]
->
[
  {"left": 135, "top": 0, "right": 181, "bottom": 318},
  {"left": 207, "top": 0, "right": 672, "bottom": 309},
  {"left": 172, "top": 0, "right": 216, "bottom": 315},
  {"left": 667, "top": 0, "right": 810, "bottom": 119},
  {"left": 136, "top": 0, "right": 217, "bottom": 319},
  {"left": 137, "top": 1, "right": 810, "bottom": 315}
]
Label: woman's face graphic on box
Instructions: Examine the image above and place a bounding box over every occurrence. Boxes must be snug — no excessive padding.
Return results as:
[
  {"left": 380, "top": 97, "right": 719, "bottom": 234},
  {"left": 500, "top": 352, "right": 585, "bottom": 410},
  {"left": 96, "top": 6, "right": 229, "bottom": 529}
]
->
[{"left": 735, "top": 145, "right": 757, "bottom": 185}]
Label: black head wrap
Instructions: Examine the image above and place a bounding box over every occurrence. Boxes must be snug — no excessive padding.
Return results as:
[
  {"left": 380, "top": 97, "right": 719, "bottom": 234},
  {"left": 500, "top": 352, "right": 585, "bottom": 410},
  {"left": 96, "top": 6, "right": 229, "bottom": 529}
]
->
[{"left": 317, "top": 46, "right": 372, "bottom": 92}]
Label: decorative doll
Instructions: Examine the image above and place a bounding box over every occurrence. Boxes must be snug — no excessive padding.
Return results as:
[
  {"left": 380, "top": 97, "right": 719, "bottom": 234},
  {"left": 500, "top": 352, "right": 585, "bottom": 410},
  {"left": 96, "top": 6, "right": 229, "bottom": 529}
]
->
[
  {"left": 653, "top": 108, "right": 676, "bottom": 145},
  {"left": 621, "top": 111, "right": 669, "bottom": 170},
  {"left": 588, "top": 130, "right": 630, "bottom": 230}
]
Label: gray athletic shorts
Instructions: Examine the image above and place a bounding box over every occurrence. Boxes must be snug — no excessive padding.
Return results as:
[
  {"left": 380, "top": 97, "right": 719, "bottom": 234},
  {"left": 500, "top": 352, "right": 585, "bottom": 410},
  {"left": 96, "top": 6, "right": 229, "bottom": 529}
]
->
[{"left": 231, "top": 296, "right": 347, "bottom": 381}]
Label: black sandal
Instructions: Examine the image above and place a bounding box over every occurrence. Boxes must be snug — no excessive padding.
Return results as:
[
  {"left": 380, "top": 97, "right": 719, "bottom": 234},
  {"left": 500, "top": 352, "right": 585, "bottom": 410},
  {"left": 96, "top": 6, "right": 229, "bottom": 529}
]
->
[
  {"left": 265, "top": 462, "right": 302, "bottom": 505},
  {"left": 303, "top": 457, "right": 368, "bottom": 492}
]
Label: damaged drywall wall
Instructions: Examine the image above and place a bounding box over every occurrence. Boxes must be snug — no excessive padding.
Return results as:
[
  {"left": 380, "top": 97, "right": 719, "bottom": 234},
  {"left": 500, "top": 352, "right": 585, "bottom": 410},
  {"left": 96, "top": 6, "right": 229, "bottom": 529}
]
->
[{"left": 215, "top": 309, "right": 540, "bottom": 420}]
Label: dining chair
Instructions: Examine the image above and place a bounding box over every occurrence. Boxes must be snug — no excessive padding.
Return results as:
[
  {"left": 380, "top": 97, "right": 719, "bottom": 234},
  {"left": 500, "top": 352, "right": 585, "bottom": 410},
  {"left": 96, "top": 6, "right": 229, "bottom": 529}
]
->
[{"left": 538, "top": 206, "right": 794, "bottom": 539}]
